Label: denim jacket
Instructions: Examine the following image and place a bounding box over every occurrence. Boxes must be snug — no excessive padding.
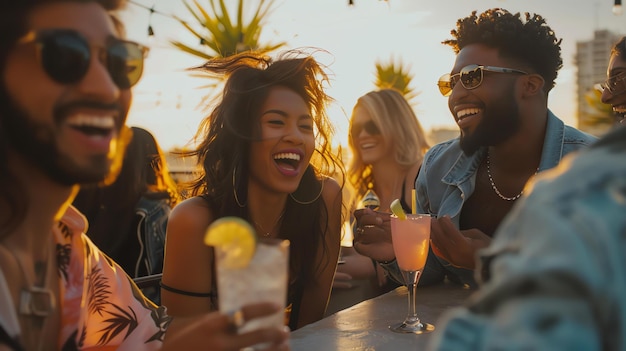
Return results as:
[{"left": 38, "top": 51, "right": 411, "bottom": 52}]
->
[
  {"left": 135, "top": 196, "right": 171, "bottom": 303},
  {"left": 429, "top": 125, "right": 626, "bottom": 351},
  {"left": 381, "top": 111, "right": 597, "bottom": 287},
  {"left": 135, "top": 196, "right": 170, "bottom": 276}
]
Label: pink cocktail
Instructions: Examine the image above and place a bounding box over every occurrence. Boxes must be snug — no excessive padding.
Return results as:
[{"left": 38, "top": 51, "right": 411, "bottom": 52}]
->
[
  {"left": 391, "top": 214, "right": 430, "bottom": 271},
  {"left": 389, "top": 214, "right": 434, "bottom": 334}
]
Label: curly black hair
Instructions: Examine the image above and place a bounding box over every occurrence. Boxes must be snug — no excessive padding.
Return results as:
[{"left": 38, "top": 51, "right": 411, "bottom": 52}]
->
[{"left": 443, "top": 8, "right": 563, "bottom": 93}]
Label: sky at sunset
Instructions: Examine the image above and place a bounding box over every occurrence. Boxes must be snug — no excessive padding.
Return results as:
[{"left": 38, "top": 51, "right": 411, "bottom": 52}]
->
[{"left": 120, "top": 0, "right": 626, "bottom": 151}]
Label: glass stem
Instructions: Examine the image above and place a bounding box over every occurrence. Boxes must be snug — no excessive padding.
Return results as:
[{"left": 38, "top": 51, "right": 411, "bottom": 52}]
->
[{"left": 401, "top": 270, "right": 421, "bottom": 325}]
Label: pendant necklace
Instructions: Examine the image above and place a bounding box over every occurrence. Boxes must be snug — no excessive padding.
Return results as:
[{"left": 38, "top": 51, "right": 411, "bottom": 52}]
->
[
  {"left": 0, "top": 240, "right": 55, "bottom": 351},
  {"left": 253, "top": 210, "right": 286, "bottom": 237}
]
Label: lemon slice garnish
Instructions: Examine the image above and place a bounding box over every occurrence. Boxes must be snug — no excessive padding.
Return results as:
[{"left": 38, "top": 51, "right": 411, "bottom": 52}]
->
[
  {"left": 390, "top": 199, "right": 407, "bottom": 220},
  {"left": 204, "top": 217, "right": 256, "bottom": 269}
]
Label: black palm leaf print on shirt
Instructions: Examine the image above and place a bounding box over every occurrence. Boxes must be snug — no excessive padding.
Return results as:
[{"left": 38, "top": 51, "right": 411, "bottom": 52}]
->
[
  {"left": 97, "top": 304, "right": 139, "bottom": 345},
  {"left": 87, "top": 266, "right": 140, "bottom": 345},
  {"left": 87, "top": 266, "right": 111, "bottom": 316},
  {"left": 56, "top": 221, "right": 73, "bottom": 281}
]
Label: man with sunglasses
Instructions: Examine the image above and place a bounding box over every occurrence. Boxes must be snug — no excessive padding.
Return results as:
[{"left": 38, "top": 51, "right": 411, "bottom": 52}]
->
[
  {"left": 426, "top": 36, "right": 626, "bottom": 351},
  {"left": 0, "top": 1, "right": 289, "bottom": 350},
  {"left": 353, "top": 8, "right": 596, "bottom": 288}
]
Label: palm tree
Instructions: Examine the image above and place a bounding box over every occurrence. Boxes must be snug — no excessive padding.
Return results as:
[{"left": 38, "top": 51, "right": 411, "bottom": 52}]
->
[
  {"left": 373, "top": 57, "right": 419, "bottom": 104},
  {"left": 171, "top": 0, "right": 286, "bottom": 60}
]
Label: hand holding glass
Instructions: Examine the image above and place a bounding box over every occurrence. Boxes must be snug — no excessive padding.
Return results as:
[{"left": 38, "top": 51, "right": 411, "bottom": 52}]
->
[
  {"left": 389, "top": 214, "right": 434, "bottom": 334},
  {"left": 216, "top": 239, "right": 289, "bottom": 339}
]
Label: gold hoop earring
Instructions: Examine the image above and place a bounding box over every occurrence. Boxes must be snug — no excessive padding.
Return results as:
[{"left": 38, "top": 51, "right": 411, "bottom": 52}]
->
[
  {"left": 290, "top": 179, "right": 324, "bottom": 205},
  {"left": 232, "top": 166, "right": 246, "bottom": 208}
]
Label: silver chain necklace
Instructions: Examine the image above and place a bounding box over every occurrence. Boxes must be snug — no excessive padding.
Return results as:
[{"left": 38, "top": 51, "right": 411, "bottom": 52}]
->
[{"left": 485, "top": 152, "right": 525, "bottom": 201}]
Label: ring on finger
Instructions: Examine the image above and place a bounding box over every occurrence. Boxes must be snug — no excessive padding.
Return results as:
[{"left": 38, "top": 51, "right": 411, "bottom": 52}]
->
[
  {"left": 355, "top": 227, "right": 364, "bottom": 235},
  {"left": 226, "top": 309, "right": 245, "bottom": 332}
]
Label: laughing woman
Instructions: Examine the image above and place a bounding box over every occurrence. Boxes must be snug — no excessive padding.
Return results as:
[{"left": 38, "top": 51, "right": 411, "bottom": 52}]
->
[{"left": 161, "top": 50, "right": 344, "bottom": 330}]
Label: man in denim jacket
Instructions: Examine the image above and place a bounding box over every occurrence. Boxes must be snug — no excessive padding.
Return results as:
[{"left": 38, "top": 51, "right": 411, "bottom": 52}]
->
[
  {"left": 429, "top": 124, "right": 626, "bottom": 350},
  {"left": 353, "top": 9, "right": 596, "bottom": 287}
]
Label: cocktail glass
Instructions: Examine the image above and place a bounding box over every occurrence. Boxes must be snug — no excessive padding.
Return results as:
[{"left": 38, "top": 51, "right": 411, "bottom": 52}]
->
[
  {"left": 389, "top": 214, "right": 434, "bottom": 334},
  {"left": 215, "top": 238, "right": 290, "bottom": 336}
]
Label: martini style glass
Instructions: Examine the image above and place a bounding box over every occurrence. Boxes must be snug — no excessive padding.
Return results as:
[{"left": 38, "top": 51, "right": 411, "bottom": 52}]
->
[{"left": 389, "top": 213, "right": 435, "bottom": 334}]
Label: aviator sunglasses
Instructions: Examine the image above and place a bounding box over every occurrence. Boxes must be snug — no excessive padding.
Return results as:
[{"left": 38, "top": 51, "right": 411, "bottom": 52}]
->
[
  {"left": 438, "top": 64, "right": 528, "bottom": 97},
  {"left": 17, "top": 29, "right": 148, "bottom": 89},
  {"left": 594, "top": 71, "right": 626, "bottom": 96},
  {"left": 351, "top": 120, "right": 381, "bottom": 138}
]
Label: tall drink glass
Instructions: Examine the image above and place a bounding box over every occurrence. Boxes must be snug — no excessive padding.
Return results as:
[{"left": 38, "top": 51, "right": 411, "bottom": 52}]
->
[
  {"left": 216, "top": 238, "right": 290, "bottom": 336},
  {"left": 389, "top": 214, "right": 434, "bottom": 334}
]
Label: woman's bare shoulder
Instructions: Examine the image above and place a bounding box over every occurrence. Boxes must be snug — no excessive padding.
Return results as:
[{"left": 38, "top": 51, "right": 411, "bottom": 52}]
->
[
  {"left": 321, "top": 176, "right": 341, "bottom": 196},
  {"left": 168, "top": 196, "right": 214, "bottom": 235}
]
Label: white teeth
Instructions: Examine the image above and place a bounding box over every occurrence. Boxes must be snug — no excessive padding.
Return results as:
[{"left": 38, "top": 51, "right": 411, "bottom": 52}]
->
[
  {"left": 457, "top": 108, "right": 480, "bottom": 119},
  {"left": 361, "top": 143, "right": 375, "bottom": 149},
  {"left": 613, "top": 106, "right": 626, "bottom": 113},
  {"left": 274, "top": 152, "right": 301, "bottom": 161},
  {"left": 67, "top": 115, "right": 115, "bottom": 129}
]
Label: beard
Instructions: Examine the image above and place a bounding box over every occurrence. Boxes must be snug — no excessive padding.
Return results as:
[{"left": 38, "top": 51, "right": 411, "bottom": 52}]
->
[
  {"left": 0, "top": 90, "right": 129, "bottom": 187},
  {"left": 459, "top": 86, "right": 521, "bottom": 155}
]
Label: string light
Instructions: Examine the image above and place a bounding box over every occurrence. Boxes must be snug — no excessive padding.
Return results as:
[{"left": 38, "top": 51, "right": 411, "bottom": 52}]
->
[
  {"left": 348, "top": 0, "right": 389, "bottom": 5},
  {"left": 128, "top": 0, "right": 185, "bottom": 36},
  {"left": 148, "top": 6, "right": 155, "bottom": 36},
  {"left": 128, "top": 1, "right": 177, "bottom": 20},
  {"left": 613, "top": 0, "right": 623, "bottom": 15}
]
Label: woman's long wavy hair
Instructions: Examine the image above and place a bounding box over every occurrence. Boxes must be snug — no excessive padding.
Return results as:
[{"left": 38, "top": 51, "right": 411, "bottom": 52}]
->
[
  {"left": 0, "top": 0, "right": 127, "bottom": 238},
  {"left": 347, "top": 89, "right": 429, "bottom": 207},
  {"left": 182, "top": 50, "right": 344, "bottom": 327}
]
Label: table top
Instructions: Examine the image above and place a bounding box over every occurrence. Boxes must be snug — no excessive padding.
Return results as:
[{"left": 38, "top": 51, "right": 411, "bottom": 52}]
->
[{"left": 291, "top": 283, "right": 474, "bottom": 350}]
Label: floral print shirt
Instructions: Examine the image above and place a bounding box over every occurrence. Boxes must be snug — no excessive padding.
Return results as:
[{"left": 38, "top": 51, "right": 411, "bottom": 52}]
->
[{"left": 0, "top": 205, "right": 171, "bottom": 350}]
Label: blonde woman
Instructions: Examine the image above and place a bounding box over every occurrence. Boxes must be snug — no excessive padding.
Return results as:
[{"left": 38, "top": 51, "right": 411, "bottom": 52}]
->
[{"left": 332, "top": 89, "right": 429, "bottom": 304}]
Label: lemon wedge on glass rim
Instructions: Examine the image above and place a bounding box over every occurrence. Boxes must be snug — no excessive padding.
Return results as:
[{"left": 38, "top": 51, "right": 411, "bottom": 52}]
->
[
  {"left": 389, "top": 199, "right": 407, "bottom": 220},
  {"left": 204, "top": 217, "right": 256, "bottom": 269}
]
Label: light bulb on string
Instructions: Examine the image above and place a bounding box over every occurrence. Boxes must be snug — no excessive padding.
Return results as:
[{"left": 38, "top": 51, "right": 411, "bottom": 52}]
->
[
  {"left": 614, "top": 0, "right": 623, "bottom": 15},
  {"left": 147, "top": 5, "right": 155, "bottom": 37}
]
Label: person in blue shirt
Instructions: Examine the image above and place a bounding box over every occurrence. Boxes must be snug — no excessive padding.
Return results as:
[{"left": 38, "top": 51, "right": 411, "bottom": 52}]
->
[
  {"left": 353, "top": 8, "right": 596, "bottom": 288},
  {"left": 429, "top": 123, "right": 626, "bottom": 350}
]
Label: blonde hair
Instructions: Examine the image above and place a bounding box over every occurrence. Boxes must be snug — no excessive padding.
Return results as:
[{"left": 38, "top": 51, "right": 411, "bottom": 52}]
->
[{"left": 347, "top": 88, "right": 430, "bottom": 199}]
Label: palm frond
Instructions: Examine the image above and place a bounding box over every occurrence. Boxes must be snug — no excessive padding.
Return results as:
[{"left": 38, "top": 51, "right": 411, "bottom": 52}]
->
[
  {"left": 170, "top": 41, "right": 214, "bottom": 60},
  {"left": 374, "top": 57, "right": 420, "bottom": 103},
  {"left": 172, "top": 0, "right": 285, "bottom": 61}
]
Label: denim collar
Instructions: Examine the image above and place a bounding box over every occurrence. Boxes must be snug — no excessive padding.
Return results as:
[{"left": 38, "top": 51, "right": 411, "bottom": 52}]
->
[{"left": 441, "top": 110, "right": 565, "bottom": 187}]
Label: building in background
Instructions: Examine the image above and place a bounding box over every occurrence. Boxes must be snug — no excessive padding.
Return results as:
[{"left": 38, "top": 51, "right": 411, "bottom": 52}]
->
[
  {"left": 165, "top": 151, "right": 198, "bottom": 186},
  {"left": 575, "top": 29, "right": 621, "bottom": 136}
]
